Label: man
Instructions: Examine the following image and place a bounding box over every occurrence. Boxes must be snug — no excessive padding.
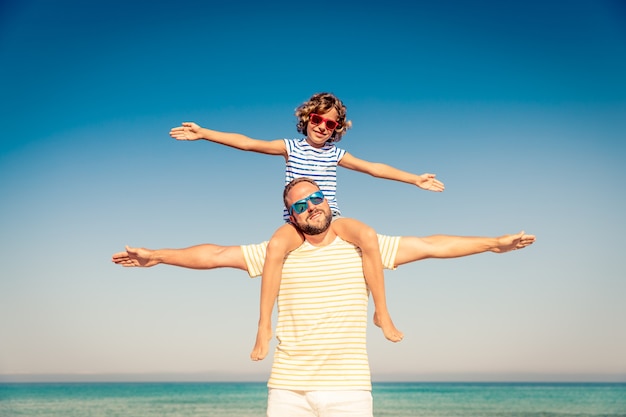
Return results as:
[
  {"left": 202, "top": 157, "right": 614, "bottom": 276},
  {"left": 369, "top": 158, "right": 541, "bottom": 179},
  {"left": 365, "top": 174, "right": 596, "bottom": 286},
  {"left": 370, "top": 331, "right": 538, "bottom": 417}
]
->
[{"left": 112, "top": 177, "right": 535, "bottom": 416}]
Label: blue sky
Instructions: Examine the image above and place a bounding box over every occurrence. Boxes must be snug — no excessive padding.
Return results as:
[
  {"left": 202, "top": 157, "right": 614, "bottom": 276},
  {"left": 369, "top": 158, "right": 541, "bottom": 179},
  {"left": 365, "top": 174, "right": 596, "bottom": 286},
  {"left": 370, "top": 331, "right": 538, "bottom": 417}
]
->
[{"left": 1, "top": 0, "right": 625, "bottom": 382}]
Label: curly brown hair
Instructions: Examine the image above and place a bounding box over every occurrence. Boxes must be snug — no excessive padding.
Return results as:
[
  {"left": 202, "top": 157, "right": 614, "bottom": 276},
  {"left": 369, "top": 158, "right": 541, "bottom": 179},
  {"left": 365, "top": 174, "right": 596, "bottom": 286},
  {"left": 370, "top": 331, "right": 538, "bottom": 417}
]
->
[{"left": 295, "top": 92, "right": 352, "bottom": 143}]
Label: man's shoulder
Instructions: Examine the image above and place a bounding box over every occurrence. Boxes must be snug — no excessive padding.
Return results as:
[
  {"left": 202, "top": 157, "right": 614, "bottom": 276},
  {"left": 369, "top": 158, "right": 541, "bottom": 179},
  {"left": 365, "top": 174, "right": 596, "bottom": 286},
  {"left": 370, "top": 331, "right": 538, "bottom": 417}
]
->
[{"left": 240, "top": 241, "right": 269, "bottom": 278}]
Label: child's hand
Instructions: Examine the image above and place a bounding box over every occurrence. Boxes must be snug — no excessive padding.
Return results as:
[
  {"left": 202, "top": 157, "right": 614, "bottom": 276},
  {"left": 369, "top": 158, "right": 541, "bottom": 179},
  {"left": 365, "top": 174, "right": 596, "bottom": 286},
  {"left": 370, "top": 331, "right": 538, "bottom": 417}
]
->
[
  {"left": 169, "top": 122, "right": 204, "bottom": 141},
  {"left": 416, "top": 173, "right": 445, "bottom": 192}
]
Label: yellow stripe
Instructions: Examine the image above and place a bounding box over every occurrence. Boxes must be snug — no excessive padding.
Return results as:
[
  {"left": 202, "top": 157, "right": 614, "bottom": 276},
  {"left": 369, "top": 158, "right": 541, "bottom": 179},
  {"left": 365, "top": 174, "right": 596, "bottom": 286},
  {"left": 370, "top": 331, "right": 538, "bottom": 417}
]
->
[{"left": 241, "top": 236, "right": 400, "bottom": 390}]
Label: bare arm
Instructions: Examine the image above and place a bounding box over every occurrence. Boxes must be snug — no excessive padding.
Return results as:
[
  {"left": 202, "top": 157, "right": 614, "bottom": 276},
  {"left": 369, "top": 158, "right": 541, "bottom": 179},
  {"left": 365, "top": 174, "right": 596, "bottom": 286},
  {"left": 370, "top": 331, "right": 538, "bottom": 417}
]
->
[
  {"left": 111, "top": 244, "right": 248, "bottom": 271},
  {"left": 338, "top": 152, "right": 444, "bottom": 192},
  {"left": 169, "top": 122, "right": 287, "bottom": 156},
  {"left": 394, "top": 231, "right": 536, "bottom": 266}
]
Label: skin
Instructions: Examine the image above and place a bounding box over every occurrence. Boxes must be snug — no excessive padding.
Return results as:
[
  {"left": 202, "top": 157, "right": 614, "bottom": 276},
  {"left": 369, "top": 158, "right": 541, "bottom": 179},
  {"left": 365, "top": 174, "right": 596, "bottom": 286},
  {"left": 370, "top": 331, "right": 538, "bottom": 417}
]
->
[
  {"left": 111, "top": 181, "right": 536, "bottom": 365},
  {"left": 168, "top": 109, "right": 445, "bottom": 192},
  {"left": 111, "top": 229, "right": 536, "bottom": 270},
  {"left": 169, "top": 106, "right": 444, "bottom": 359}
]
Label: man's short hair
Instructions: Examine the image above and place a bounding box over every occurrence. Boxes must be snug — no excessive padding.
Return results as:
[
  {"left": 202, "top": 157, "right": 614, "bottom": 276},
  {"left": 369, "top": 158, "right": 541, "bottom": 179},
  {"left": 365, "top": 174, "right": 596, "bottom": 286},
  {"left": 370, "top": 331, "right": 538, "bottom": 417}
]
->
[{"left": 283, "top": 177, "right": 320, "bottom": 209}]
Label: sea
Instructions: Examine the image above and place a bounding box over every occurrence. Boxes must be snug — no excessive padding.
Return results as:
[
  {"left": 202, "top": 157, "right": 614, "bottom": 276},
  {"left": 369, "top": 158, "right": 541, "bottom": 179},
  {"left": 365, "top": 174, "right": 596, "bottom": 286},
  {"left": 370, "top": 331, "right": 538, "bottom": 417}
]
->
[{"left": 0, "top": 382, "right": 624, "bottom": 416}]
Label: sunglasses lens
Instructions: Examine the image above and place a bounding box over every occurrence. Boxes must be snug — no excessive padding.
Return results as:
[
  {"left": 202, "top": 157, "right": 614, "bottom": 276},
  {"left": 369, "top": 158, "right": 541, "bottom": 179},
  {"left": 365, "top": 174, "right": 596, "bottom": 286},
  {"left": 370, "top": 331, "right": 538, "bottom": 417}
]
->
[
  {"left": 325, "top": 120, "right": 338, "bottom": 130},
  {"left": 310, "top": 196, "right": 323, "bottom": 205},
  {"left": 292, "top": 202, "right": 307, "bottom": 214},
  {"left": 310, "top": 114, "right": 322, "bottom": 125}
]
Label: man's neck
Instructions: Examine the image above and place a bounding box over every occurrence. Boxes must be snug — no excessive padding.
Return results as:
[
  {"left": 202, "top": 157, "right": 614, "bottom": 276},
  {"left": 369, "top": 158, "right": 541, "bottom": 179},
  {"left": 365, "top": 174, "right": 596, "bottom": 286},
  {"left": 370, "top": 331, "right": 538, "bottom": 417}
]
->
[{"left": 303, "top": 228, "right": 337, "bottom": 247}]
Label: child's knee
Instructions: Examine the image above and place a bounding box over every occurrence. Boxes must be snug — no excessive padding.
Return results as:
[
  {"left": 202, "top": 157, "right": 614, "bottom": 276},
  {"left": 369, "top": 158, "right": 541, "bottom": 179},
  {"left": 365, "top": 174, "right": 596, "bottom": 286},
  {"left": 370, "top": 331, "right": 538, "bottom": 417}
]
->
[
  {"left": 266, "top": 234, "right": 301, "bottom": 257},
  {"left": 361, "top": 225, "right": 377, "bottom": 240},
  {"left": 266, "top": 238, "right": 290, "bottom": 254}
]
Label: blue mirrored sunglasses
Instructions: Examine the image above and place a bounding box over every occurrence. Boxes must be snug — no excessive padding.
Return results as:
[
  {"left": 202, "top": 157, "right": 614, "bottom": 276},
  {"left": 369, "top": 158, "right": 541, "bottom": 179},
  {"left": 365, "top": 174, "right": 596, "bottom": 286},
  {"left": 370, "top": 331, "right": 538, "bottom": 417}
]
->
[{"left": 289, "top": 191, "right": 325, "bottom": 215}]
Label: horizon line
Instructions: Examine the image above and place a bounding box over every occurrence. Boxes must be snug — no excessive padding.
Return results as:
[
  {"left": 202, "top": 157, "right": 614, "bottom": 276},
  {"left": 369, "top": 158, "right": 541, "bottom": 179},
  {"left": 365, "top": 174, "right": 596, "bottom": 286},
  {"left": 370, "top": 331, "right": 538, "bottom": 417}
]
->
[{"left": 2, "top": 372, "right": 625, "bottom": 384}]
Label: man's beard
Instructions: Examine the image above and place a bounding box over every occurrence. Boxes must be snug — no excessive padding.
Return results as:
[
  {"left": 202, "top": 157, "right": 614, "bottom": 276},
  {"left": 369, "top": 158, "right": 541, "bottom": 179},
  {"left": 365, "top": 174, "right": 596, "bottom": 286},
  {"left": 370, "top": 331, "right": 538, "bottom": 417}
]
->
[{"left": 296, "top": 209, "right": 332, "bottom": 235}]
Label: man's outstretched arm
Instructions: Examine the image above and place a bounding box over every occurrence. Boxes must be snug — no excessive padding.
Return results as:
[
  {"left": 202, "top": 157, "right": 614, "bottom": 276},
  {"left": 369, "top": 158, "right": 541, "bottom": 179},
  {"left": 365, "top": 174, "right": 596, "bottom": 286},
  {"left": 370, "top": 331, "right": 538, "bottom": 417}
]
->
[
  {"left": 111, "top": 244, "right": 248, "bottom": 271},
  {"left": 394, "top": 231, "right": 535, "bottom": 266}
]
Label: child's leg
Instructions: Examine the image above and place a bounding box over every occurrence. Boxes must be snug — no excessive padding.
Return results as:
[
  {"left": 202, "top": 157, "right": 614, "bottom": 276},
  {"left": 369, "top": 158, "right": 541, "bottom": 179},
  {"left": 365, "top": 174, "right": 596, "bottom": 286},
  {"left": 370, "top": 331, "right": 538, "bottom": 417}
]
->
[
  {"left": 332, "top": 218, "right": 404, "bottom": 343},
  {"left": 250, "top": 223, "right": 304, "bottom": 361}
]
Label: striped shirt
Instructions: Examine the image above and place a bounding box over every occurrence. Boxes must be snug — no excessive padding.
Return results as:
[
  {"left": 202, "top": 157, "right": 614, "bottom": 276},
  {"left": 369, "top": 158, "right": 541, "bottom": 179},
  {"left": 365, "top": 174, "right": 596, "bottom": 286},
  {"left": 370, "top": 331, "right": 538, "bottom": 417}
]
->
[
  {"left": 242, "top": 235, "right": 400, "bottom": 391},
  {"left": 283, "top": 138, "right": 347, "bottom": 220}
]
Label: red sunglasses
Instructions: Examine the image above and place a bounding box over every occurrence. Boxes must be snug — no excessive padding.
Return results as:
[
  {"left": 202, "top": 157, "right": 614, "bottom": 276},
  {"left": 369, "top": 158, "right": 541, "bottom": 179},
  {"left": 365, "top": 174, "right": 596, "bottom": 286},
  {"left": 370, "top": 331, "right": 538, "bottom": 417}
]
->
[{"left": 310, "top": 113, "right": 339, "bottom": 131}]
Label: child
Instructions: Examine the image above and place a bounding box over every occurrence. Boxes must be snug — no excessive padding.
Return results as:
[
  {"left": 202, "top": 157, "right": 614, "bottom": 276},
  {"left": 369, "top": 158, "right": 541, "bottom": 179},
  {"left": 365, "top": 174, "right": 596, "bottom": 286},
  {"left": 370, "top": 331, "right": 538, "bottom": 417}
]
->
[{"left": 170, "top": 92, "right": 445, "bottom": 361}]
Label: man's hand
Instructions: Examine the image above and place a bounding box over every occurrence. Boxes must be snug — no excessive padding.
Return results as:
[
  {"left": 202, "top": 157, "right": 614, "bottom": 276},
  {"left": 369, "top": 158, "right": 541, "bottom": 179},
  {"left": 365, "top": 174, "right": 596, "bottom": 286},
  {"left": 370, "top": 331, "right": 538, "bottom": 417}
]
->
[
  {"left": 491, "top": 231, "right": 536, "bottom": 253},
  {"left": 111, "top": 246, "right": 157, "bottom": 267}
]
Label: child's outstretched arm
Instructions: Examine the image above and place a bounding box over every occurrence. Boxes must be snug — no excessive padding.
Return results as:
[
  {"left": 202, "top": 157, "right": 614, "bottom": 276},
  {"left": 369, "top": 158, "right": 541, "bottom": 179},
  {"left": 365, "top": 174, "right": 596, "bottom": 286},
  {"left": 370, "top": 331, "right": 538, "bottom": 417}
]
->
[
  {"left": 170, "top": 122, "right": 287, "bottom": 156},
  {"left": 338, "top": 152, "right": 445, "bottom": 192}
]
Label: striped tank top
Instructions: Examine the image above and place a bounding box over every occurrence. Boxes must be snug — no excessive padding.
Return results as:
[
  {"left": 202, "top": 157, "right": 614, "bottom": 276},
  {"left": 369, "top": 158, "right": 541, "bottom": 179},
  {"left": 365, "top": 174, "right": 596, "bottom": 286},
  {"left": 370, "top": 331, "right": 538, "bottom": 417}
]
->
[{"left": 283, "top": 138, "right": 346, "bottom": 220}]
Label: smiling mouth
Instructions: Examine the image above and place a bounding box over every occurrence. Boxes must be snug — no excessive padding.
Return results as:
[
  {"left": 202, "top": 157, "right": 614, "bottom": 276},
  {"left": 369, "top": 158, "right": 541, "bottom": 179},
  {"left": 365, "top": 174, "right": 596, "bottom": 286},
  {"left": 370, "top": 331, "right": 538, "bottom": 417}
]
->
[{"left": 308, "top": 210, "right": 323, "bottom": 220}]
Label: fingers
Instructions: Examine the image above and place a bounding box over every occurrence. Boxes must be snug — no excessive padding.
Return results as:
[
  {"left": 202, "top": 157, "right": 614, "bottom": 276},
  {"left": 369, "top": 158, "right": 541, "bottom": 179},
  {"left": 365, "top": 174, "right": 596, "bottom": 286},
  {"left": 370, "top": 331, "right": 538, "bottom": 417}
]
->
[
  {"left": 421, "top": 173, "right": 445, "bottom": 192},
  {"left": 169, "top": 127, "right": 197, "bottom": 141},
  {"left": 112, "top": 254, "right": 135, "bottom": 267},
  {"left": 116, "top": 257, "right": 139, "bottom": 267},
  {"left": 515, "top": 232, "right": 536, "bottom": 249},
  {"left": 429, "top": 179, "right": 445, "bottom": 192},
  {"left": 432, "top": 180, "right": 445, "bottom": 191},
  {"left": 169, "top": 127, "right": 187, "bottom": 140},
  {"left": 111, "top": 252, "right": 127, "bottom": 263},
  {"left": 518, "top": 231, "right": 537, "bottom": 242},
  {"left": 112, "top": 247, "right": 139, "bottom": 267}
]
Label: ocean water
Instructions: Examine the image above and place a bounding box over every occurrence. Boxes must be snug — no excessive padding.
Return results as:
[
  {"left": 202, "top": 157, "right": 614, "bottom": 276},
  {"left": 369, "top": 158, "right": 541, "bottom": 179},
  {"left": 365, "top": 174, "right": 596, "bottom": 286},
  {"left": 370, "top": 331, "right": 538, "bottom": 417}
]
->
[{"left": 0, "top": 382, "right": 624, "bottom": 416}]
